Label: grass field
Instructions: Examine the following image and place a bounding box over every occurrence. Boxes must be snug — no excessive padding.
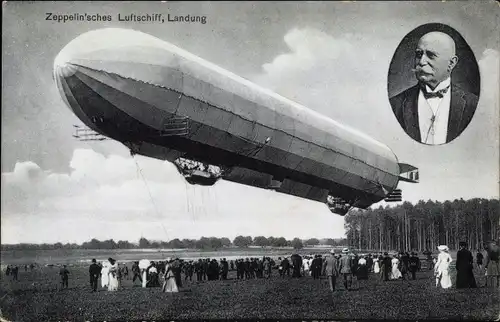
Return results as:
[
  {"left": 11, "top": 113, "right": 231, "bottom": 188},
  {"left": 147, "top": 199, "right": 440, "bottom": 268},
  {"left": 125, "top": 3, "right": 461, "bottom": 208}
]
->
[{"left": 0, "top": 262, "right": 498, "bottom": 321}]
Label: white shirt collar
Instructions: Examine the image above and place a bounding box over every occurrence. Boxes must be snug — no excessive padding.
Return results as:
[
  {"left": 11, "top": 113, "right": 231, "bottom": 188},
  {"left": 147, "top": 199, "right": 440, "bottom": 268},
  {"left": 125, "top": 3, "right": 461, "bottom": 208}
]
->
[{"left": 425, "top": 77, "right": 451, "bottom": 93}]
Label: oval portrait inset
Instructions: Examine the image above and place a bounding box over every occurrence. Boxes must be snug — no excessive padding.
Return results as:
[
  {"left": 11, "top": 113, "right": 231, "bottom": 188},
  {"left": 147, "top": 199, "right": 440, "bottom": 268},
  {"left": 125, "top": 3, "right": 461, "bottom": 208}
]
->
[{"left": 388, "top": 23, "right": 480, "bottom": 145}]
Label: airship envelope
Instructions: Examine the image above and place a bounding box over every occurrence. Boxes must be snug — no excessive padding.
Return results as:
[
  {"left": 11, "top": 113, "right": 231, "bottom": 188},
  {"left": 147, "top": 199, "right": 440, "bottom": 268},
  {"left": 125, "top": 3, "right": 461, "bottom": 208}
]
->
[{"left": 54, "top": 28, "right": 416, "bottom": 213}]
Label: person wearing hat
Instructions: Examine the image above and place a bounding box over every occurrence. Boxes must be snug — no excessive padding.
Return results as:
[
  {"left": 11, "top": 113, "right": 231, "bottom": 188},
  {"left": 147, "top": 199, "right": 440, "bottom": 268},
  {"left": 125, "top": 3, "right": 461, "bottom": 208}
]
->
[
  {"left": 455, "top": 241, "right": 477, "bottom": 288},
  {"left": 485, "top": 241, "right": 500, "bottom": 288},
  {"left": 434, "top": 245, "right": 452, "bottom": 289},
  {"left": 373, "top": 254, "right": 380, "bottom": 274},
  {"left": 89, "top": 258, "right": 101, "bottom": 292},
  {"left": 408, "top": 252, "right": 421, "bottom": 280},
  {"left": 338, "top": 248, "right": 353, "bottom": 290},
  {"left": 322, "top": 249, "right": 339, "bottom": 292},
  {"left": 311, "top": 255, "right": 322, "bottom": 280},
  {"left": 162, "top": 258, "right": 179, "bottom": 293},
  {"left": 381, "top": 252, "right": 392, "bottom": 282}
]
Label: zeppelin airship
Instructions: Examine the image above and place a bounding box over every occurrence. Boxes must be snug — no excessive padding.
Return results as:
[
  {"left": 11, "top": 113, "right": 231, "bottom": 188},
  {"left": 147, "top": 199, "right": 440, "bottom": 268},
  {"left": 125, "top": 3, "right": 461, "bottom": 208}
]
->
[{"left": 53, "top": 28, "right": 418, "bottom": 215}]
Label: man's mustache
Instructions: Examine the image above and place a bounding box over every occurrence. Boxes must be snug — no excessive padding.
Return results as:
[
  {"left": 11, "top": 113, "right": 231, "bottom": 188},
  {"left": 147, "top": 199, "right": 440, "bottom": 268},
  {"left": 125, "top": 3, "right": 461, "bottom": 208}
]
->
[{"left": 412, "top": 67, "right": 433, "bottom": 75}]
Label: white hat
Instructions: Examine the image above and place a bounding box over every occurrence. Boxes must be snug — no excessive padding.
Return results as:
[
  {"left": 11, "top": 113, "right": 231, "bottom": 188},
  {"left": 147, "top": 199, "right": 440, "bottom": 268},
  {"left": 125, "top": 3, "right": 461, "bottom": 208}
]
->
[
  {"left": 437, "top": 245, "right": 449, "bottom": 252},
  {"left": 330, "top": 248, "right": 335, "bottom": 254},
  {"left": 342, "top": 248, "right": 349, "bottom": 253}
]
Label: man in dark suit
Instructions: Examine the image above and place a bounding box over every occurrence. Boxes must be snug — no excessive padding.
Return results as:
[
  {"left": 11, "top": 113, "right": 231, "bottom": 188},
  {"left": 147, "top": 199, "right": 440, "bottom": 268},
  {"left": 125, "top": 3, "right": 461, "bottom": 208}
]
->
[
  {"left": 408, "top": 252, "right": 421, "bottom": 280},
  {"left": 456, "top": 241, "right": 477, "bottom": 288},
  {"left": 390, "top": 31, "right": 478, "bottom": 145},
  {"left": 89, "top": 258, "right": 101, "bottom": 292},
  {"left": 382, "top": 253, "right": 392, "bottom": 281}
]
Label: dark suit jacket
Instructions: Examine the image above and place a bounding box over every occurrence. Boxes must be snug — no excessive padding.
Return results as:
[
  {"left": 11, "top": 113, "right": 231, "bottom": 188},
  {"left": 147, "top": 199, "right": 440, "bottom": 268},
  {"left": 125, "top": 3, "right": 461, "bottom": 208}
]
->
[{"left": 389, "top": 83, "right": 478, "bottom": 143}]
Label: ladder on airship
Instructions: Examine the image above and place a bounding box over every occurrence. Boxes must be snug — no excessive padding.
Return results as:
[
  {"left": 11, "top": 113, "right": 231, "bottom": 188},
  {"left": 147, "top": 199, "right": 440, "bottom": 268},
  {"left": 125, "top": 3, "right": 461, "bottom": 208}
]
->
[{"left": 160, "top": 116, "right": 189, "bottom": 137}]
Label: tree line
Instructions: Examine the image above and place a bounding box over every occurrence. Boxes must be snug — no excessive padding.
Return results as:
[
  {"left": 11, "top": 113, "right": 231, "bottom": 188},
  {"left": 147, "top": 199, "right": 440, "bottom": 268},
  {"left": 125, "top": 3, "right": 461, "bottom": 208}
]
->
[
  {"left": 344, "top": 198, "right": 499, "bottom": 252},
  {"left": 0, "top": 236, "right": 348, "bottom": 251}
]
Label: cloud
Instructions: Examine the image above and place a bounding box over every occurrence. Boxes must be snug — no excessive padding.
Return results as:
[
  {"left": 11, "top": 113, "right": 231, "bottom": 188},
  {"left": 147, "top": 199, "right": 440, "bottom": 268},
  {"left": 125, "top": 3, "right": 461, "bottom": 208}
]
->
[
  {"left": 251, "top": 28, "right": 499, "bottom": 205},
  {"left": 252, "top": 27, "right": 396, "bottom": 136},
  {"left": 1, "top": 148, "right": 345, "bottom": 244}
]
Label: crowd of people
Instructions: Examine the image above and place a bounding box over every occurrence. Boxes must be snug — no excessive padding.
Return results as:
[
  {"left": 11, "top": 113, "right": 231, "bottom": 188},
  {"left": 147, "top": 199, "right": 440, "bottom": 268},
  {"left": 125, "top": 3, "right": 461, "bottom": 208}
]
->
[
  {"left": 3, "top": 240, "right": 499, "bottom": 293},
  {"left": 3, "top": 263, "right": 39, "bottom": 281}
]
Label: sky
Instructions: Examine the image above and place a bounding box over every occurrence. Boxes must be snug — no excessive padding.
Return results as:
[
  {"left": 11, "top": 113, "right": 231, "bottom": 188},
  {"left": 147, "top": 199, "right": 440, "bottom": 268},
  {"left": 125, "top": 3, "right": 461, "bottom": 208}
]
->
[{"left": 2, "top": 1, "right": 499, "bottom": 244}]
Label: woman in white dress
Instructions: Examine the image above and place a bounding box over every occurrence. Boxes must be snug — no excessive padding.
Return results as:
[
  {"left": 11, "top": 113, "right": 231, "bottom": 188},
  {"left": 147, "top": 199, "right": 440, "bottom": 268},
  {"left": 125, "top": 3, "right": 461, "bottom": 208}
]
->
[
  {"left": 101, "top": 261, "right": 110, "bottom": 289},
  {"left": 303, "top": 258, "right": 310, "bottom": 276},
  {"left": 373, "top": 257, "right": 380, "bottom": 274},
  {"left": 435, "top": 245, "right": 453, "bottom": 289},
  {"left": 107, "top": 258, "right": 120, "bottom": 291},
  {"left": 162, "top": 259, "right": 179, "bottom": 293},
  {"left": 138, "top": 259, "right": 151, "bottom": 288},
  {"left": 391, "top": 256, "right": 402, "bottom": 280}
]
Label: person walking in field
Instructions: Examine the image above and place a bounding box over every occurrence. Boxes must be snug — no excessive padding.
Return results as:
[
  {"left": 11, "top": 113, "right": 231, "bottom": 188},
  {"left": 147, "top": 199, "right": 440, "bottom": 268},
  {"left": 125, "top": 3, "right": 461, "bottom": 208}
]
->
[
  {"left": 356, "top": 255, "right": 369, "bottom": 281},
  {"left": 11, "top": 266, "right": 19, "bottom": 281},
  {"left": 162, "top": 259, "right": 179, "bottom": 293},
  {"left": 338, "top": 248, "right": 353, "bottom": 290},
  {"left": 322, "top": 249, "right": 339, "bottom": 293},
  {"left": 485, "top": 241, "right": 500, "bottom": 288},
  {"left": 132, "top": 261, "right": 142, "bottom": 285},
  {"left": 381, "top": 253, "right": 392, "bottom": 282},
  {"left": 476, "top": 250, "right": 484, "bottom": 271},
  {"left": 59, "top": 265, "right": 70, "bottom": 290},
  {"left": 281, "top": 257, "right": 290, "bottom": 277},
  {"left": 399, "top": 252, "right": 410, "bottom": 281},
  {"left": 107, "top": 258, "right": 120, "bottom": 291},
  {"left": 89, "top": 259, "right": 101, "bottom": 292},
  {"left": 122, "top": 265, "right": 129, "bottom": 279},
  {"left": 366, "top": 254, "right": 373, "bottom": 274},
  {"left": 263, "top": 257, "right": 271, "bottom": 279},
  {"left": 434, "top": 245, "right": 452, "bottom": 289},
  {"left": 391, "top": 256, "right": 402, "bottom": 280},
  {"left": 408, "top": 252, "right": 421, "bottom": 280},
  {"left": 456, "top": 241, "right": 477, "bottom": 288},
  {"left": 373, "top": 256, "right": 380, "bottom": 274}
]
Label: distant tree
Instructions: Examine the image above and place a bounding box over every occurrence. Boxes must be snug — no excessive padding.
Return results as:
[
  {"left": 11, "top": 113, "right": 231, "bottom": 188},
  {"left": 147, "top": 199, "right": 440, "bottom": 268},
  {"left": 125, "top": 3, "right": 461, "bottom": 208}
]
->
[
  {"left": 305, "top": 238, "right": 320, "bottom": 246},
  {"left": 291, "top": 238, "right": 303, "bottom": 249},
  {"left": 324, "top": 238, "right": 335, "bottom": 246},
  {"left": 138, "top": 237, "right": 151, "bottom": 249},
  {"left": 209, "top": 237, "right": 223, "bottom": 250},
  {"left": 168, "top": 238, "right": 184, "bottom": 249},
  {"left": 220, "top": 237, "right": 231, "bottom": 247},
  {"left": 101, "top": 239, "right": 117, "bottom": 249},
  {"left": 196, "top": 237, "right": 211, "bottom": 249},
  {"left": 273, "top": 237, "right": 288, "bottom": 247},
  {"left": 267, "top": 236, "right": 276, "bottom": 246},
  {"left": 117, "top": 240, "right": 130, "bottom": 249},
  {"left": 253, "top": 236, "right": 269, "bottom": 247},
  {"left": 244, "top": 236, "right": 253, "bottom": 246},
  {"left": 233, "top": 235, "right": 252, "bottom": 248},
  {"left": 182, "top": 239, "right": 196, "bottom": 249}
]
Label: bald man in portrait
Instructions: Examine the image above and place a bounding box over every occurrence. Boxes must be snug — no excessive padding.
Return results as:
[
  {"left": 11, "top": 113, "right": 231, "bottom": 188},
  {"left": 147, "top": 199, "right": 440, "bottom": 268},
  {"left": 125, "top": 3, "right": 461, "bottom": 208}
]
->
[{"left": 389, "top": 31, "right": 479, "bottom": 145}]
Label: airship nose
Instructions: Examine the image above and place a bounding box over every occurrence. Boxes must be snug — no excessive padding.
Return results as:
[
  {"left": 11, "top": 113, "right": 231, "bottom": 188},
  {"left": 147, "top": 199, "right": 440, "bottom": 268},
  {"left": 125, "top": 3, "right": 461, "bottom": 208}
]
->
[
  {"left": 52, "top": 31, "right": 111, "bottom": 135},
  {"left": 53, "top": 28, "right": 172, "bottom": 142},
  {"left": 53, "top": 50, "right": 79, "bottom": 79}
]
